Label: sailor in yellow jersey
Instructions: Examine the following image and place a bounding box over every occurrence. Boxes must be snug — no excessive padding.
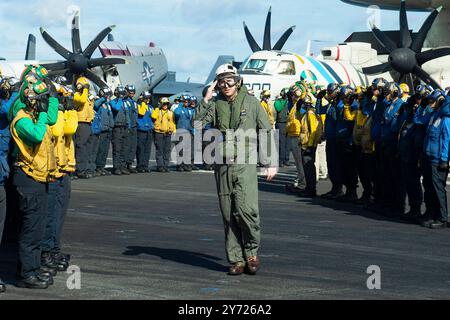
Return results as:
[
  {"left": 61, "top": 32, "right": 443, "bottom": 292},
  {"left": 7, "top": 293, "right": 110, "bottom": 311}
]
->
[
  {"left": 10, "top": 68, "right": 58, "bottom": 289},
  {"left": 152, "top": 97, "right": 176, "bottom": 172},
  {"left": 260, "top": 90, "right": 275, "bottom": 128},
  {"left": 41, "top": 83, "right": 78, "bottom": 274},
  {"left": 73, "top": 77, "right": 95, "bottom": 179}
]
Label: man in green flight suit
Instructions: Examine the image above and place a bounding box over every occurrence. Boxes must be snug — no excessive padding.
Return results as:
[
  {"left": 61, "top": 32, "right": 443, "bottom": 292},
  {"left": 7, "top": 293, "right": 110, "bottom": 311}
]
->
[{"left": 195, "top": 64, "right": 278, "bottom": 276}]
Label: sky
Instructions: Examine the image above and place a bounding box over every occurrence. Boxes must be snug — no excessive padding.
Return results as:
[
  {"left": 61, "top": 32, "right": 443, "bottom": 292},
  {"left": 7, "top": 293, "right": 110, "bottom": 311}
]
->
[{"left": 0, "top": 0, "right": 429, "bottom": 84}]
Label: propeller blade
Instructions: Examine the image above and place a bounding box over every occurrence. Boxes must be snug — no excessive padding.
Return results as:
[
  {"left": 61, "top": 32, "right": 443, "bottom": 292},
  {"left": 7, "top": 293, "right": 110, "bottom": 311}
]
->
[
  {"left": 41, "top": 62, "right": 68, "bottom": 71},
  {"left": 83, "top": 25, "right": 116, "bottom": 58},
  {"left": 399, "top": 0, "right": 412, "bottom": 48},
  {"left": 85, "top": 69, "right": 108, "bottom": 88},
  {"left": 371, "top": 27, "right": 397, "bottom": 53},
  {"left": 263, "top": 6, "right": 272, "bottom": 50},
  {"left": 411, "top": 6, "right": 443, "bottom": 52},
  {"left": 416, "top": 47, "right": 450, "bottom": 65},
  {"left": 273, "top": 26, "right": 296, "bottom": 51},
  {"left": 362, "top": 62, "right": 392, "bottom": 75},
  {"left": 40, "top": 27, "right": 72, "bottom": 60},
  {"left": 71, "top": 11, "right": 83, "bottom": 54},
  {"left": 413, "top": 65, "right": 442, "bottom": 89},
  {"left": 48, "top": 69, "right": 69, "bottom": 77},
  {"left": 88, "top": 57, "right": 126, "bottom": 68},
  {"left": 243, "top": 22, "right": 261, "bottom": 52}
]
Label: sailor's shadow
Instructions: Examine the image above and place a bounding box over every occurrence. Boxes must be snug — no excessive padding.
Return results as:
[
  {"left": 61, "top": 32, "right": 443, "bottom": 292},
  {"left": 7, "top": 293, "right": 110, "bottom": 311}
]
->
[{"left": 123, "top": 246, "right": 228, "bottom": 272}]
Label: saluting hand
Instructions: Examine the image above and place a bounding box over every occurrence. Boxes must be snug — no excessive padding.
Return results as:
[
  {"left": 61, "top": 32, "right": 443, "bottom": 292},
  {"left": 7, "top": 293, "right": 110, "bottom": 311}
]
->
[{"left": 204, "top": 80, "right": 217, "bottom": 104}]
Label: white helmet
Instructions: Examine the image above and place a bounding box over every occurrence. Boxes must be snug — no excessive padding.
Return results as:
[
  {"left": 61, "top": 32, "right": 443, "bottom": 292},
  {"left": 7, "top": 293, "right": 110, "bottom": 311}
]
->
[{"left": 215, "top": 63, "right": 238, "bottom": 80}]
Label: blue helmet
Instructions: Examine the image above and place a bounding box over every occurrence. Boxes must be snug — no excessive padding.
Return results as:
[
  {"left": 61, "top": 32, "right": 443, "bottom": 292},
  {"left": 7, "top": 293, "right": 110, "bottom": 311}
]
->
[
  {"left": 415, "top": 84, "right": 433, "bottom": 98},
  {"left": 371, "top": 78, "right": 389, "bottom": 91},
  {"left": 125, "top": 84, "right": 136, "bottom": 94},
  {"left": 326, "top": 83, "right": 339, "bottom": 95},
  {"left": 386, "top": 82, "right": 403, "bottom": 98},
  {"left": 429, "top": 89, "right": 445, "bottom": 103},
  {"left": 339, "top": 85, "right": 355, "bottom": 99},
  {"left": 114, "top": 85, "right": 126, "bottom": 97}
]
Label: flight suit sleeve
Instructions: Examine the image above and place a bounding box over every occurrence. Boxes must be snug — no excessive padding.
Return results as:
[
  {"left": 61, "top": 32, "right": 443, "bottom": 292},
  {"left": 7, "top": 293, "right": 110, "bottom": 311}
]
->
[
  {"left": 343, "top": 104, "right": 357, "bottom": 121},
  {"left": 193, "top": 99, "right": 215, "bottom": 128},
  {"left": 46, "top": 97, "right": 59, "bottom": 126},
  {"left": 151, "top": 108, "right": 159, "bottom": 121},
  {"left": 64, "top": 110, "right": 79, "bottom": 136},
  {"left": 439, "top": 117, "right": 450, "bottom": 163},
  {"left": 255, "top": 98, "right": 277, "bottom": 167},
  {"left": 74, "top": 88, "right": 89, "bottom": 110},
  {"left": 308, "top": 112, "right": 321, "bottom": 148},
  {"left": 15, "top": 112, "right": 49, "bottom": 146},
  {"left": 256, "top": 99, "right": 272, "bottom": 130},
  {"left": 51, "top": 111, "right": 65, "bottom": 137},
  {"left": 94, "top": 97, "right": 106, "bottom": 112}
]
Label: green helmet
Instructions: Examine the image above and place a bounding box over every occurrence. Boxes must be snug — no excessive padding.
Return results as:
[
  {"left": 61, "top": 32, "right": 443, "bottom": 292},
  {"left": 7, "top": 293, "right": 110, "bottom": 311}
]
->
[{"left": 20, "top": 65, "right": 49, "bottom": 83}]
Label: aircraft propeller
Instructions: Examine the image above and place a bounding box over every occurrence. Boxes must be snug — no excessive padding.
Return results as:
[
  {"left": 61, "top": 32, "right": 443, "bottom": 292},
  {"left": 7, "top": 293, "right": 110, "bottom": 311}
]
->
[
  {"left": 243, "top": 7, "right": 296, "bottom": 52},
  {"left": 40, "top": 11, "right": 126, "bottom": 88},
  {"left": 362, "top": 0, "right": 450, "bottom": 90}
]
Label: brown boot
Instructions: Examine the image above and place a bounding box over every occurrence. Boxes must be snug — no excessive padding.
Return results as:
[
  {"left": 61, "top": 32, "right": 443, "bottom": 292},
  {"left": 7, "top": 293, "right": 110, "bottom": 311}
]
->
[
  {"left": 228, "top": 263, "right": 245, "bottom": 276},
  {"left": 246, "top": 256, "right": 260, "bottom": 275}
]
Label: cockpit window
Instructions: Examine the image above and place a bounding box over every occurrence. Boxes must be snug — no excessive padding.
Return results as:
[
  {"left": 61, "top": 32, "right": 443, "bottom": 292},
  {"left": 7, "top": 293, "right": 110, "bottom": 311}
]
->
[
  {"left": 264, "top": 59, "right": 279, "bottom": 73},
  {"left": 277, "top": 60, "right": 296, "bottom": 75},
  {"left": 244, "top": 59, "right": 267, "bottom": 71}
]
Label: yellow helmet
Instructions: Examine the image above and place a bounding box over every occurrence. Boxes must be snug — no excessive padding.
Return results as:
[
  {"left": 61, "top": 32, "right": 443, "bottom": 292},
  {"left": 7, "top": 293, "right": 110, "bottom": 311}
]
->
[
  {"left": 261, "top": 90, "right": 271, "bottom": 98},
  {"left": 76, "top": 77, "right": 90, "bottom": 88},
  {"left": 400, "top": 83, "right": 410, "bottom": 94},
  {"left": 160, "top": 97, "right": 170, "bottom": 105}
]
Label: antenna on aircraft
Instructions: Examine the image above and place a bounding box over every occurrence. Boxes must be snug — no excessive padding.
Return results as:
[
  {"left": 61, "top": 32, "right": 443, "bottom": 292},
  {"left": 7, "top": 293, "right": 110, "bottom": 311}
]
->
[
  {"left": 362, "top": 1, "right": 448, "bottom": 89},
  {"left": 39, "top": 10, "right": 126, "bottom": 88},
  {"left": 243, "top": 6, "right": 296, "bottom": 52}
]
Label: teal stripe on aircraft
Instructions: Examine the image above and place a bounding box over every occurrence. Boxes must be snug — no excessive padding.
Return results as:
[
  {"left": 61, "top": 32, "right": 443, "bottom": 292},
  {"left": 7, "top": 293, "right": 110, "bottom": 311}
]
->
[
  {"left": 320, "top": 61, "right": 343, "bottom": 84},
  {"left": 306, "top": 57, "right": 335, "bottom": 84}
]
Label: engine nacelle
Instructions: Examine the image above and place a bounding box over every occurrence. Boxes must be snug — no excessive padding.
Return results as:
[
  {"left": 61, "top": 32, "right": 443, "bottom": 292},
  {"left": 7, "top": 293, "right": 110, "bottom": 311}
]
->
[{"left": 321, "top": 42, "right": 378, "bottom": 66}]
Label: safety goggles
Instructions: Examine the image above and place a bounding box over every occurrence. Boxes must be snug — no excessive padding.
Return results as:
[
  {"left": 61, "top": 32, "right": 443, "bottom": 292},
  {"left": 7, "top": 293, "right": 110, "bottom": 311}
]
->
[{"left": 217, "top": 78, "right": 238, "bottom": 89}]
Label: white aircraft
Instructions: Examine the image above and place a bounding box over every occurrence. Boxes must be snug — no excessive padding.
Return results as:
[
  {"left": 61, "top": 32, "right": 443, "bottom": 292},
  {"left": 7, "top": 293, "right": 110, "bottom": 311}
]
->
[
  {"left": 239, "top": 1, "right": 450, "bottom": 99},
  {"left": 0, "top": 12, "right": 168, "bottom": 95}
]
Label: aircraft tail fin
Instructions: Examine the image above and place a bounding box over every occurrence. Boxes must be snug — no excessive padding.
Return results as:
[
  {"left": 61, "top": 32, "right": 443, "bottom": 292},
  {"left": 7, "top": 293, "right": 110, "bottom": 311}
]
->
[
  {"left": 205, "top": 55, "right": 235, "bottom": 85},
  {"left": 25, "top": 34, "right": 36, "bottom": 60}
]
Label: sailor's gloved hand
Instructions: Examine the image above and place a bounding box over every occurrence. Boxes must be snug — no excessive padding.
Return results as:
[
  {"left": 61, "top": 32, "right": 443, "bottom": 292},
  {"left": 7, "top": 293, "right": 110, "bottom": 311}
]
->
[
  {"left": 317, "top": 90, "right": 326, "bottom": 99},
  {"left": 36, "top": 99, "right": 49, "bottom": 114},
  {"left": 65, "top": 99, "right": 76, "bottom": 111},
  {"left": 438, "top": 161, "right": 449, "bottom": 172},
  {"left": 44, "top": 78, "right": 58, "bottom": 98}
]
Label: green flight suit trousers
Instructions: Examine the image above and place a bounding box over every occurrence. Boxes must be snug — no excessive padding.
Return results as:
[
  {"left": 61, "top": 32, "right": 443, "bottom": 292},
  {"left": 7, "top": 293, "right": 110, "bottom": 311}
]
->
[{"left": 215, "top": 163, "right": 261, "bottom": 264}]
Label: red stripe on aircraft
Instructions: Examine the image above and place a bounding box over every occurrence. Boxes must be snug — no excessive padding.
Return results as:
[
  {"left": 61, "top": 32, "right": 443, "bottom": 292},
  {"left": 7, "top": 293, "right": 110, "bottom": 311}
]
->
[{"left": 337, "top": 62, "right": 351, "bottom": 85}]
